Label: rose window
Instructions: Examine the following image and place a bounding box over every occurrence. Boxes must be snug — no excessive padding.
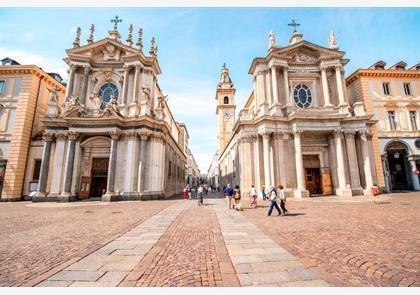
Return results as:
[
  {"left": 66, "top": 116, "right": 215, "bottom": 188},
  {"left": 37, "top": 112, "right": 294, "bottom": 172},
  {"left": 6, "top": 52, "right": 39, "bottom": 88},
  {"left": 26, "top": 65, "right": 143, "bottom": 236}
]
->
[
  {"left": 99, "top": 83, "right": 119, "bottom": 105},
  {"left": 293, "top": 84, "right": 312, "bottom": 108}
]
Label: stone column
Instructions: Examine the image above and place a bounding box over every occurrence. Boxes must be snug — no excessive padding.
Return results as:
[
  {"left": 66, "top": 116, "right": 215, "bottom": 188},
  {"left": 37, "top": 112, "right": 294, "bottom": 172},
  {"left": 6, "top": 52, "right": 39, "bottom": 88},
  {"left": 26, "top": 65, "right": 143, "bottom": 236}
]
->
[
  {"left": 334, "top": 130, "right": 352, "bottom": 197},
  {"left": 33, "top": 134, "right": 54, "bottom": 200},
  {"left": 65, "top": 65, "right": 77, "bottom": 99},
  {"left": 344, "top": 131, "right": 363, "bottom": 194},
  {"left": 102, "top": 131, "right": 120, "bottom": 201},
  {"left": 271, "top": 66, "right": 279, "bottom": 105},
  {"left": 282, "top": 67, "right": 290, "bottom": 105},
  {"left": 123, "top": 131, "right": 139, "bottom": 198},
  {"left": 293, "top": 131, "right": 309, "bottom": 198},
  {"left": 121, "top": 65, "right": 130, "bottom": 105},
  {"left": 262, "top": 132, "right": 272, "bottom": 187},
  {"left": 408, "top": 158, "right": 420, "bottom": 191},
  {"left": 253, "top": 134, "right": 261, "bottom": 190},
  {"left": 80, "top": 65, "right": 90, "bottom": 105},
  {"left": 335, "top": 65, "right": 346, "bottom": 105},
  {"left": 48, "top": 134, "right": 67, "bottom": 198},
  {"left": 360, "top": 131, "right": 374, "bottom": 195},
  {"left": 253, "top": 77, "right": 259, "bottom": 114},
  {"left": 381, "top": 153, "right": 392, "bottom": 192},
  {"left": 59, "top": 132, "right": 78, "bottom": 201},
  {"left": 132, "top": 65, "right": 141, "bottom": 103},
  {"left": 138, "top": 133, "right": 149, "bottom": 196},
  {"left": 321, "top": 67, "right": 332, "bottom": 108}
]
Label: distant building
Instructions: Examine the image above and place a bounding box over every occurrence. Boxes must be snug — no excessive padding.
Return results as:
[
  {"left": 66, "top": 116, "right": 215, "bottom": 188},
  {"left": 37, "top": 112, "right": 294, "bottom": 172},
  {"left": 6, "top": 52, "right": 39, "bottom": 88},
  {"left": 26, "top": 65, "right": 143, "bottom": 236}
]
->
[
  {"left": 207, "top": 151, "right": 220, "bottom": 190},
  {"left": 0, "top": 59, "right": 66, "bottom": 200},
  {"left": 186, "top": 147, "right": 200, "bottom": 188},
  {"left": 346, "top": 61, "right": 420, "bottom": 192}
]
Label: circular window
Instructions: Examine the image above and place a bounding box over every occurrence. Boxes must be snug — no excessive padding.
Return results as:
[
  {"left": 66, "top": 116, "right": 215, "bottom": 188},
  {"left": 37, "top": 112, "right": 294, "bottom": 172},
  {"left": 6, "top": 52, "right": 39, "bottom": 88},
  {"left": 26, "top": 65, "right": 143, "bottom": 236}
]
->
[
  {"left": 99, "top": 83, "right": 119, "bottom": 105},
  {"left": 293, "top": 84, "right": 312, "bottom": 108}
]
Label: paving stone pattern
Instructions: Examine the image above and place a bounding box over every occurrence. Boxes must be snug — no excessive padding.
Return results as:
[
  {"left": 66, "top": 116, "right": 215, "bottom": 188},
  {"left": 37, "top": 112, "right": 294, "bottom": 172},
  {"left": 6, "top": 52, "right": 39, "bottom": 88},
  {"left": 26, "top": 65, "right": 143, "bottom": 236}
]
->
[
  {"left": 239, "top": 192, "right": 420, "bottom": 287},
  {"left": 0, "top": 200, "right": 174, "bottom": 287},
  {"left": 36, "top": 201, "right": 187, "bottom": 287},
  {"left": 212, "top": 199, "right": 329, "bottom": 287},
  {"left": 133, "top": 201, "right": 225, "bottom": 287}
]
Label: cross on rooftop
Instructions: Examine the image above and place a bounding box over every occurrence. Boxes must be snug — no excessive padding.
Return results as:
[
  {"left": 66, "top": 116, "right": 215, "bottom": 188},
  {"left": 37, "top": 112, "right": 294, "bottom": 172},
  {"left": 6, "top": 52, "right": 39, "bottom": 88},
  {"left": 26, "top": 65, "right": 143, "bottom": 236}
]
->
[
  {"left": 111, "top": 16, "right": 123, "bottom": 30},
  {"left": 288, "top": 19, "right": 300, "bottom": 33}
]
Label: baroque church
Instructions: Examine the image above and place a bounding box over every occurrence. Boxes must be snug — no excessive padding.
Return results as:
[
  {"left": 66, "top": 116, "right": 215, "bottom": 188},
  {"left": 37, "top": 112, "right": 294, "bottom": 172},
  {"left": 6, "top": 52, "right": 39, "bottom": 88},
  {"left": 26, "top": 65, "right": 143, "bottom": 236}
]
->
[
  {"left": 216, "top": 24, "right": 378, "bottom": 198},
  {"left": 30, "top": 20, "right": 188, "bottom": 202}
]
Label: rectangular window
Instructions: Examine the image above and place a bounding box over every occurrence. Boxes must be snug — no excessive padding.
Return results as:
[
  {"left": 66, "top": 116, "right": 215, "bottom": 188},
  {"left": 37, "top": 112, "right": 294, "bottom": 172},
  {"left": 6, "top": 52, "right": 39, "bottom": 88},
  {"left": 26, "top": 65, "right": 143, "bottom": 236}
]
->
[
  {"left": 383, "top": 82, "right": 391, "bottom": 95},
  {"left": 388, "top": 111, "right": 396, "bottom": 130},
  {"left": 32, "top": 159, "right": 42, "bottom": 180},
  {"left": 403, "top": 83, "right": 412, "bottom": 96},
  {"left": 0, "top": 80, "right": 4, "bottom": 94},
  {"left": 168, "top": 161, "right": 172, "bottom": 178},
  {"left": 410, "top": 111, "right": 418, "bottom": 130}
]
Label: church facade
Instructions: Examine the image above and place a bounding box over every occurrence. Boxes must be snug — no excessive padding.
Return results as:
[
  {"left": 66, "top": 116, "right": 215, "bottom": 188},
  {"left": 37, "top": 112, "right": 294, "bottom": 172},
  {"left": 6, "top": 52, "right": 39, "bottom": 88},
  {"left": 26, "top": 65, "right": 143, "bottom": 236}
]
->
[
  {"left": 30, "top": 22, "right": 188, "bottom": 202},
  {"left": 215, "top": 27, "right": 378, "bottom": 198}
]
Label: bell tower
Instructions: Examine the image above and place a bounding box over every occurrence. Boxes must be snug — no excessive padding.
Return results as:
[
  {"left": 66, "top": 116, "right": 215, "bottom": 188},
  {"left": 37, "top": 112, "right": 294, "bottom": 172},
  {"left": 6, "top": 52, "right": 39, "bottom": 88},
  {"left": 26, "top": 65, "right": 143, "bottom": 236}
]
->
[{"left": 215, "top": 63, "right": 236, "bottom": 154}]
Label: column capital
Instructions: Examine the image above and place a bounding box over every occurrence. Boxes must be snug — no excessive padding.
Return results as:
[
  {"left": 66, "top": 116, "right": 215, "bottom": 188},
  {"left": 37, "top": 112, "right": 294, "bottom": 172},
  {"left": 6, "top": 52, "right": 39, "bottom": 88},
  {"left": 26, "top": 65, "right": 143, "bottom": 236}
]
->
[
  {"left": 359, "top": 130, "right": 372, "bottom": 140},
  {"left": 333, "top": 129, "right": 343, "bottom": 138},
  {"left": 67, "top": 131, "right": 79, "bottom": 141},
  {"left": 292, "top": 129, "right": 303, "bottom": 137},
  {"left": 123, "top": 64, "right": 132, "bottom": 70},
  {"left": 82, "top": 64, "right": 91, "bottom": 73},
  {"left": 43, "top": 133, "right": 54, "bottom": 142},
  {"left": 124, "top": 130, "right": 137, "bottom": 138},
  {"left": 55, "top": 133, "right": 67, "bottom": 141},
  {"left": 137, "top": 131, "right": 151, "bottom": 140},
  {"left": 343, "top": 130, "right": 356, "bottom": 138},
  {"left": 259, "top": 131, "right": 272, "bottom": 139},
  {"left": 334, "top": 64, "right": 343, "bottom": 71},
  {"left": 109, "top": 130, "right": 122, "bottom": 140},
  {"left": 69, "top": 64, "right": 78, "bottom": 71}
]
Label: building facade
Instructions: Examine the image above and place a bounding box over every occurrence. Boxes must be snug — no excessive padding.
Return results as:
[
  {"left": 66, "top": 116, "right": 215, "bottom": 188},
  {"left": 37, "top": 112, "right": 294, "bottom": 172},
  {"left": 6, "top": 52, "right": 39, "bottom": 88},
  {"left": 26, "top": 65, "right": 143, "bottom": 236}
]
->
[
  {"left": 30, "top": 23, "right": 188, "bottom": 202},
  {"left": 215, "top": 28, "right": 378, "bottom": 198},
  {"left": 0, "top": 58, "right": 66, "bottom": 201},
  {"left": 207, "top": 152, "right": 220, "bottom": 190},
  {"left": 186, "top": 147, "right": 200, "bottom": 188},
  {"left": 346, "top": 61, "right": 420, "bottom": 192}
]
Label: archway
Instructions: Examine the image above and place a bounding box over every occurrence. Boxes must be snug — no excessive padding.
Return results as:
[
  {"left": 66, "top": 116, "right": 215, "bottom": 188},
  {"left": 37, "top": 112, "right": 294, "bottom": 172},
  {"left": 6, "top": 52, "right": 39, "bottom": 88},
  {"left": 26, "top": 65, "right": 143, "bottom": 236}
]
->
[{"left": 385, "top": 141, "right": 412, "bottom": 191}]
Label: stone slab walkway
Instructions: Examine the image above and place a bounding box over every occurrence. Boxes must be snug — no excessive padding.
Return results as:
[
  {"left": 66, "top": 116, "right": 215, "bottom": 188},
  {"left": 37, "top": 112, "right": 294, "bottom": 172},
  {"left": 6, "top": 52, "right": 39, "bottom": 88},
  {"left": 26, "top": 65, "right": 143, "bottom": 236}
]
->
[
  {"left": 36, "top": 201, "right": 188, "bottom": 287},
  {"left": 212, "top": 199, "right": 329, "bottom": 287}
]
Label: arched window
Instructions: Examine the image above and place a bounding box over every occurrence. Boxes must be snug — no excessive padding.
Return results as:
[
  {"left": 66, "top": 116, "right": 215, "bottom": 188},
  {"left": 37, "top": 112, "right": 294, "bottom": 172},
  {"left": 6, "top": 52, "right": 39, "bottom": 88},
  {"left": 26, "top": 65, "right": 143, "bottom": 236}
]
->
[
  {"left": 99, "top": 83, "right": 119, "bottom": 105},
  {"left": 224, "top": 96, "right": 229, "bottom": 104},
  {"left": 293, "top": 84, "right": 312, "bottom": 108}
]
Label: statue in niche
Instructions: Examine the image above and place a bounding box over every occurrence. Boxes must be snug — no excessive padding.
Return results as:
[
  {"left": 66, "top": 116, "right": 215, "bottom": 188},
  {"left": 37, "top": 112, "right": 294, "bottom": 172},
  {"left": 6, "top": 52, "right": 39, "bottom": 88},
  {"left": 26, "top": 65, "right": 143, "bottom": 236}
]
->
[
  {"left": 89, "top": 92, "right": 103, "bottom": 116},
  {"left": 47, "top": 86, "right": 60, "bottom": 103},
  {"left": 101, "top": 95, "right": 122, "bottom": 118}
]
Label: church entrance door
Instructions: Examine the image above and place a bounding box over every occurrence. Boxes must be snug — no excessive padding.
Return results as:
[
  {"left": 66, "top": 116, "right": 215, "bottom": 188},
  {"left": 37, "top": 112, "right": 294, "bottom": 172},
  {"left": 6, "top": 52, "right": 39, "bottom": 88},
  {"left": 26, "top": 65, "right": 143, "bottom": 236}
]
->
[
  {"left": 90, "top": 158, "right": 109, "bottom": 198},
  {"left": 303, "top": 155, "right": 323, "bottom": 195},
  {"left": 386, "top": 142, "right": 412, "bottom": 191}
]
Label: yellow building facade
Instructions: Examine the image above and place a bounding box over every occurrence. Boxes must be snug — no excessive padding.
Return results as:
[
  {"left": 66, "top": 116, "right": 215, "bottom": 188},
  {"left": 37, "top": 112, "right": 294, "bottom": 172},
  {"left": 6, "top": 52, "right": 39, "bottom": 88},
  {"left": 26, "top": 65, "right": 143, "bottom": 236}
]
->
[
  {"left": 346, "top": 61, "right": 420, "bottom": 191},
  {"left": 0, "top": 58, "right": 66, "bottom": 200}
]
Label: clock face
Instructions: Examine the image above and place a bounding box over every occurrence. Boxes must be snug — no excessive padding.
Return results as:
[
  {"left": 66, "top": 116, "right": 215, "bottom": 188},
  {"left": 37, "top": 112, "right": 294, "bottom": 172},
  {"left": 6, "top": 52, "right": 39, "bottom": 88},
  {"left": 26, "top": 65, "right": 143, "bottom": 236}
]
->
[{"left": 224, "top": 111, "right": 231, "bottom": 119}]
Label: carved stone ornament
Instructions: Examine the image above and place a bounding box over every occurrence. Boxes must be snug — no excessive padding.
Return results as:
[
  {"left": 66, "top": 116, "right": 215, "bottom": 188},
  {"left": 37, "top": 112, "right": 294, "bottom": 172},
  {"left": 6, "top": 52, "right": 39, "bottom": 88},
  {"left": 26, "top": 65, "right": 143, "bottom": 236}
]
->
[
  {"left": 89, "top": 92, "right": 103, "bottom": 116},
  {"left": 142, "top": 87, "right": 151, "bottom": 102},
  {"left": 101, "top": 96, "right": 123, "bottom": 118},
  {"left": 47, "top": 86, "right": 60, "bottom": 103},
  {"left": 157, "top": 94, "right": 168, "bottom": 109},
  {"left": 60, "top": 95, "right": 87, "bottom": 117},
  {"left": 291, "top": 53, "right": 317, "bottom": 63}
]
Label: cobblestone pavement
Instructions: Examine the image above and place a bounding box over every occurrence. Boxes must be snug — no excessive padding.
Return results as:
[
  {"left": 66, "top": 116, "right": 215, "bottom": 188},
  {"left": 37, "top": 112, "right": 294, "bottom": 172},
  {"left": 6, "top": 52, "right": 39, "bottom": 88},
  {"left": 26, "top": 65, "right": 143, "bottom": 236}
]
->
[
  {"left": 213, "top": 198, "right": 329, "bottom": 287},
  {"left": 238, "top": 192, "right": 420, "bottom": 287},
  {"left": 37, "top": 201, "right": 187, "bottom": 287},
  {"left": 0, "top": 199, "right": 174, "bottom": 287},
  {"left": 131, "top": 200, "right": 225, "bottom": 287}
]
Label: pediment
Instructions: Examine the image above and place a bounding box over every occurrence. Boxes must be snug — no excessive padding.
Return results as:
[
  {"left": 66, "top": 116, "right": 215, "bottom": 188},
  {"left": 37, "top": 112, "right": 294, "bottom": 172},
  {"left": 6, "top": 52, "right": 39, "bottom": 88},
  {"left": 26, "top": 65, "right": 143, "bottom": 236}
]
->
[
  {"left": 271, "top": 41, "right": 345, "bottom": 62},
  {"left": 66, "top": 38, "right": 142, "bottom": 63}
]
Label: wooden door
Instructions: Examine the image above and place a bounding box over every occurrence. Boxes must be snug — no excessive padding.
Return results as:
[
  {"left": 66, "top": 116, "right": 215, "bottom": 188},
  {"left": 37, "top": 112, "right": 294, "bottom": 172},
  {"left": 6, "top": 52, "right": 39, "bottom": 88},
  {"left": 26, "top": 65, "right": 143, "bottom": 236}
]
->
[
  {"left": 79, "top": 176, "right": 91, "bottom": 199},
  {"left": 305, "top": 168, "right": 322, "bottom": 195}
]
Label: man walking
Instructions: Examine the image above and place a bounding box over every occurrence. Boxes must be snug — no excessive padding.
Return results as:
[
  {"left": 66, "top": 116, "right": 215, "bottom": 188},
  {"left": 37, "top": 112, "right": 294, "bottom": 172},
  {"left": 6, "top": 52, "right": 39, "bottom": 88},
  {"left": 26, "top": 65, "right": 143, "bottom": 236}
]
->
[
  {"left": 224, "top": 184, "right": 234, "bottom": 209},
  {"left": 267, "top": 185, "right": 282, "bottom": 216}
]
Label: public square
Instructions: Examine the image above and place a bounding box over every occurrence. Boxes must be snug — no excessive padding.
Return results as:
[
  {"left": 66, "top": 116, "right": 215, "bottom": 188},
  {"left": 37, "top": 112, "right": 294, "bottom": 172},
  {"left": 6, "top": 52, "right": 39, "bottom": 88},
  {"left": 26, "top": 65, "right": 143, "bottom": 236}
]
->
[{"left": 0, "top": 192, "right": 418, "bottom": 287}]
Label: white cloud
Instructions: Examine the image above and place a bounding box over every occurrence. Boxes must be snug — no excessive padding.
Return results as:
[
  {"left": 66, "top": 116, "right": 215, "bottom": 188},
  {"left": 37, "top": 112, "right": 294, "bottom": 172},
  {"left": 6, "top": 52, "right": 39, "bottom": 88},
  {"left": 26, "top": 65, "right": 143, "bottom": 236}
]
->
[{"left": 0, "top": 47, "right": 67, "bottom": 78}]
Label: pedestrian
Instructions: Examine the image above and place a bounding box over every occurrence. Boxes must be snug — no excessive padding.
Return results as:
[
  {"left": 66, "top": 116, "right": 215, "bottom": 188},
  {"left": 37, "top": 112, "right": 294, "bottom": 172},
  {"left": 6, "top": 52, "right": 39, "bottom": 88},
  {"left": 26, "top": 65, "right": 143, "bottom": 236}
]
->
[
  {"left": 224, "top": 184, "right": 234, "bottom": 209},
  {"left": 188, "top": 185, "right": 192, "bottom": 200},
  {"left": 261, "top": 185, "right": 267, "bottom": 201},
  {"left": 371, "top": 183, "right": 380, "bottom": 204},
  {"left": 249, "top": 185, "right": 257, "bottom": 208},
  {"left": 183, "top": 185, "right": 188, "bottom": 200},
  {"left": 197, "top": 185, "right": 204, "bottom": 205},
  {"left": 267, "top": 185, "right": 282, "bottom": 216},
  {"left": 278, "top": 185, "right": 288, "bottom": 215},
  {"left": 233, "top": 185, "right": 242, "bottom": 210}
]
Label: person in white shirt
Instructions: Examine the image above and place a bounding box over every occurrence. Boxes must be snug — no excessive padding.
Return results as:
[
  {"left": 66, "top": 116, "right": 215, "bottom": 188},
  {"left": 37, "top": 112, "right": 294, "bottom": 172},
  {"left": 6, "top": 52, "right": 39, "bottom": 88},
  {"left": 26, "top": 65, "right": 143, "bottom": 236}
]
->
[
  {"left": 267, "top": 185, "right": 282, "bottom": 216},
  {"left": 249, "top": 185, "right": 257, "bottom": 208},
  {"left": 278, "top": 185, "right": 288, "bottom": 215}
]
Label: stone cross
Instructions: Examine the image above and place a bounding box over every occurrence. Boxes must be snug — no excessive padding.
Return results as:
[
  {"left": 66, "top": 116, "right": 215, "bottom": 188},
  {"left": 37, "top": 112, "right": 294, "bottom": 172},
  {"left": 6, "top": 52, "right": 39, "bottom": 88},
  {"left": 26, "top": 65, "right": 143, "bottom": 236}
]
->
[
  {"left": 111, "top": 15, "right": 123, "bottom": 30},
  {"left": 288, "top": 19, "right": 300, "bottom": 33}
]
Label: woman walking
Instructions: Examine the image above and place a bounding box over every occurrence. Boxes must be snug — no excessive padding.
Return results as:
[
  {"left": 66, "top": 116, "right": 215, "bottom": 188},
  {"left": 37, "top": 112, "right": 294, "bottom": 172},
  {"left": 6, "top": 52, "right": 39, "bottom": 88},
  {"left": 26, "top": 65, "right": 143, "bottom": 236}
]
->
[
  {"left": 278, "top": 185, "right": 288, "bottom": 215},
  {"left": 249, "top": 185, "right": 257, "bottom": 208},
  {"left": 183, "top": 185, "right": 189, "bottom": 200},
  {"left": 261, "top": 185, "right": 267, "bottom": 201},
  {"left": 233, "top": 185, "right": 242, "bottom": 210},
  {"left": 267, "top": 185, "right": 282, "bottom": 216}
]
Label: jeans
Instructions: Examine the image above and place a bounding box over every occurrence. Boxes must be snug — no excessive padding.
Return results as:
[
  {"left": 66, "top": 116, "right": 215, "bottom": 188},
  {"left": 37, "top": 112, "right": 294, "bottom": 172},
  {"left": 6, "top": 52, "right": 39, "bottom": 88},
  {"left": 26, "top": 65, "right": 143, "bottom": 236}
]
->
[
  {"left": 280, "top": 200, "right": 288, "bottom": 213},
  {"left": 267, "top": 200, "right": 281, "bottom": 216}
]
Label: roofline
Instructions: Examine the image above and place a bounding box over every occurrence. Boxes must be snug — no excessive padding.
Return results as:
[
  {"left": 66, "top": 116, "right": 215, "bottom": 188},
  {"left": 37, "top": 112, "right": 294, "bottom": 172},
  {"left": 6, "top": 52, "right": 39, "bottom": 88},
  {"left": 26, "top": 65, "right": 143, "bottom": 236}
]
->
[{"left": 346, "top": 68, "right": 420, "bottom": 86}]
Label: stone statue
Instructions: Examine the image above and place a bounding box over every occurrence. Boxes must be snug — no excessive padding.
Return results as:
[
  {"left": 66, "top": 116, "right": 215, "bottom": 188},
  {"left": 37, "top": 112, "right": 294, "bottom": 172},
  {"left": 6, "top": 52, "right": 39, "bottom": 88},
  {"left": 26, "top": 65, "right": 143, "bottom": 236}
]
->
[
  {"left": 47, "top": 86, "right": 60, "bottom": 103},
  {"left": 328, "top": 30, "right": 338, "bottom": 49},
  {"left": 61, "top": 95, "right": 85, "bottom": 117},
  {"left": 89, "top": 92, "right": 103, "bottom": 115},
  {"left": 101, "top": 95, "right": 122, "bottom": 118},
  {"left": 269, "top": 30, "right": 276, "bottom": 47}
]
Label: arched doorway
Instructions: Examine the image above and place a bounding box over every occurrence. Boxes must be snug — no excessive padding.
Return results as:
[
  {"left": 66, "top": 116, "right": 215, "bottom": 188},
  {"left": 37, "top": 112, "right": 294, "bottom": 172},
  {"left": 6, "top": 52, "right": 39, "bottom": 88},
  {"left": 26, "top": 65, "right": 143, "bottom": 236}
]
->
[{"left": 386, "top": 141, "right": 412, "bottom": 191}]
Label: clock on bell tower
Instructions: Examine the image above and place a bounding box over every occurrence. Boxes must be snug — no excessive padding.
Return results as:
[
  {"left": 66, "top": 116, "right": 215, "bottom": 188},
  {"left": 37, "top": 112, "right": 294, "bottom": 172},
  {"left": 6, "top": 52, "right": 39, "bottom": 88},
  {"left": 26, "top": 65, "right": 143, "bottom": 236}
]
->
[{"left": 215, "top": 63, "right": 236, "bottom": 154}]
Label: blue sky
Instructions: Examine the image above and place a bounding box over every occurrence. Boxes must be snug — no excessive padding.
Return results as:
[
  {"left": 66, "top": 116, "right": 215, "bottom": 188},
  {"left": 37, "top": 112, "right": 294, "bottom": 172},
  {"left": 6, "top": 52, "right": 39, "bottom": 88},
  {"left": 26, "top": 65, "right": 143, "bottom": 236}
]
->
[{"left": 0, "top": 7, "right": 419, "bottom": 172}]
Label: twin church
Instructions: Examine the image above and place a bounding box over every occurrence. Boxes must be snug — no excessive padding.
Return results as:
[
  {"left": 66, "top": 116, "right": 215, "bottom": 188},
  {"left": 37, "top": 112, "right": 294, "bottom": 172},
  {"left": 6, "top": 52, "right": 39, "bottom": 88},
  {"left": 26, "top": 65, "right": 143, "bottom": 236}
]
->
[{"left": 213, "top": 24, "right": 379, "bottom": 197}]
